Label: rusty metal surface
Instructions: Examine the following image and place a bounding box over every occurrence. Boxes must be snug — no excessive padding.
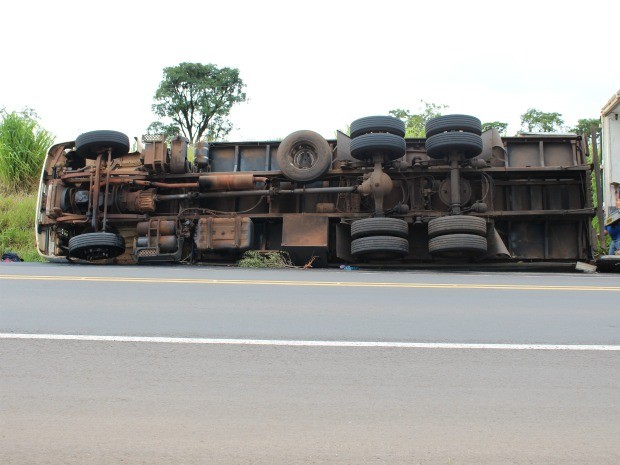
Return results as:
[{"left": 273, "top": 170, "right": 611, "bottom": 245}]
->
[
  {"left": 504, "top": 137, "right": 579, "bottom": 168},
  {"left": 136, "top": 235, "right": 178, "bottom": 253},
  {"left": 136, "top": 220, "right": 176, "bottom": 237},
  {"left": 169, "top": 136, "right": 188, "bottom": 174},
  {"left": 142, "top": 140, "right": 168, "bottom": 173},
  {"left": 198, "top": 174, "right": 256, "bottom": 191},
  {"left": 119, "top": 189, "right": 157, "bottom": 213},
  {"left": 282, "top": 215, "right": 329, "bottom": 247},
  {"left": 194, "top": 218, "right": 253, "bottom": 252}
]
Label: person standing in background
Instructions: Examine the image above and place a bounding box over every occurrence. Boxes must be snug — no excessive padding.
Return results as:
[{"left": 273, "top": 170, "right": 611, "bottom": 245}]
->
[{"left": 604, "top": 218, "right": 620, "bottom": 255}]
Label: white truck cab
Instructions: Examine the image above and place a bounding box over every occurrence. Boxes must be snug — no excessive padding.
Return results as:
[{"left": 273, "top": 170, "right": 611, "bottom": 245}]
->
[{"left": 601, "top": 90, "right": 620, "bottom": 225}]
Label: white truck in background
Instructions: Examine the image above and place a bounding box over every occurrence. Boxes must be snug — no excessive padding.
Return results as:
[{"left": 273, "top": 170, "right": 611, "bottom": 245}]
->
[
  {"left": 602, "top": 90, "right": 620, "bottom": 217},
  {"left": 599, "top": 89, "right": 620, "bottom": 269}
]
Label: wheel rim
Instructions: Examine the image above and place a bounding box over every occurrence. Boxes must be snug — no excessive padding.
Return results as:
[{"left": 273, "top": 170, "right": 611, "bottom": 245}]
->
[
  {"left": 73, "top": 245, "right": 124, "bottom": 261},
  {"left": 68, "top": 232, "right": 125, "bottom": 261},
  {"left": 290, "top": 143, "right": 318, "bottom": 170}
]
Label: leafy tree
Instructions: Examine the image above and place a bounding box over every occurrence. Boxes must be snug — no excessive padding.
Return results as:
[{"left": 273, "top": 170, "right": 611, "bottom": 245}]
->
[
  {"left": 149, "top": 62, "right": 246, "bottom": 143},
  {"left": 390, "top": 101, "right": 448, "bottom": 137},
  {"left": 146, "top": 121, "right": 181, "bottom": 140},
  {"left": 569, "top": 116, "right": 604, "bottom": 247},
  {"left": 0, "top": 108, "right": 54, "bottom": 193},
  {"left": 520, "top": 108, "right": 564, "bottom": 132},
  {"left": 571, "top": 118, "right": 601, "bottom": 137},
  {"left": 481, "top": 121, "right": 508, "bottom": 135}
]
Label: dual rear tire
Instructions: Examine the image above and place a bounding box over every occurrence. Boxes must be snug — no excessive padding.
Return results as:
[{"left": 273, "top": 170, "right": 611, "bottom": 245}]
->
[
  {"left": 350, "top": 217, "right": 409, "bottom": 260},
  {"left": 425, "top": 114, "right": 483, "bottom": 159},
  {"left": 427, "top": 216, "right": 487, "bottom": 258},
  {"left": 349, "top": 115, "right": 406, "bottom": 162}
]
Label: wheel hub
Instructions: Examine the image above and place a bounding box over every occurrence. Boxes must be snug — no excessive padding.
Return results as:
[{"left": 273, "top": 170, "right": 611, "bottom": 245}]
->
[
  {"left": 291, "top": 144, "right": 317, "bottom": 170},
  {"left": 73, "top": 245, "right": 120, "bottom": 261}
]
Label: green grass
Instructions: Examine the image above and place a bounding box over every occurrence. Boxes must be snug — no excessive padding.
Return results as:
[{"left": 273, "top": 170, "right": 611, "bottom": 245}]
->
[
  {"left": 0, "top": 193, "right": 43, "bottom": 262},
  {"left": 0, "top": 110, "right": 54, "bottom": 193},
  {"left": 0, "top": 110, "right": 53, "bottom": 261}
]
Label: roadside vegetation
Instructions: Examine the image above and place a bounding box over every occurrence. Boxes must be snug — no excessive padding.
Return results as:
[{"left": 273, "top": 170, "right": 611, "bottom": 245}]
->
[
  {"left": 0, "top": 193, "right": 43, "bottom": 261},
  {"left": 147, "top": 62, "right": 246, "bottom": 143},
  {"left": 0, "top": 109, "right": 54, "bottom": 192},
  {"left": 237, "top": 250, "right": 292, "bottom": 268},
  {"left": 0, "top": 109, "right": 53, "bottom": 261},
  {"left": 237, "top": 250, "right": 317, "bottom": 269}
]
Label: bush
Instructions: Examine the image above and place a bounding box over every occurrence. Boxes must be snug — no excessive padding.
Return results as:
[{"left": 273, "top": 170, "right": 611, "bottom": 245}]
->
[
  {"left": 237, "top": 250, "right": 292, "bottom": 268},
  {"left": 0, "top": 193, "right": 43, "bottom": 262},
  {"left": 0, "top": 109, "right": 54, "bottom": 193}
]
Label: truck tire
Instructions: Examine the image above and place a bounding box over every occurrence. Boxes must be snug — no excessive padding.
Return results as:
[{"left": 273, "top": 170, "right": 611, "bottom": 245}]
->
[
  {"left": 350, "top": 116, "right": 406, "bottom": 139},
  {"left": 425, "top": 132, "right": 483, "bottom": 159},
  {"left": 351, "top": 217, "right": 409, "bottom": 239},
  {"left": 276, "top": 130, "right": 332, "bottom": 183},
  {"left": 351, "top": 236, "right": 409, "bottom": 258},
  {"left": 75, "top": 130, "right": 130, "bottom": 159},
  {"left": 428, "top": 216, "right": 487, "bottom": 238},
  {"left": 68, "top": 232, "right": 125, "bottom": 261},
  {"left": 425, "top": 114, "right": 482, "bottom": 138},
  {"left": 350, "top": 133, "right": 406, "bottom": 161},
  {"left": 428, "top": 233, "right": 487, "bottom": 258}
]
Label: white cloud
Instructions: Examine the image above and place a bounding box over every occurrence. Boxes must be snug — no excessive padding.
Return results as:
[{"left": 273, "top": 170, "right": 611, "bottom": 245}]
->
[{"left": 1, "top": 0, "right": 619, "bottom": 142}]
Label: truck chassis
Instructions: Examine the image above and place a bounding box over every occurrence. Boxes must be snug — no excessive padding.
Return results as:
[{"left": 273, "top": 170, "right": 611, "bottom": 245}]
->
[{"left": 35, "top": 115, "right": 596, "bottom": 268}]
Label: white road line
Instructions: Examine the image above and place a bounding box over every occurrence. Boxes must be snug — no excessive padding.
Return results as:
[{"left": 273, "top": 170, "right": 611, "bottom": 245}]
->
[{"left": 1, "top": 333, "right": 619, "bottom": 351}]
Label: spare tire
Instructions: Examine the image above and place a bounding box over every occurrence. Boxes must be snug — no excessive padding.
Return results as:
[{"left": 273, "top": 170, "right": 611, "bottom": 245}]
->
[
  {"left": 425, "top": 114, "right": 482, "bottom": 138},
  {"left": 75, "top": 130, "right": 130, "bottom": 159},
  {"left": 276, "top": 130, "right": 332, "bottom": 183},
  {"left": 350, "top": 116, "right": 406, "bottom": 139}
]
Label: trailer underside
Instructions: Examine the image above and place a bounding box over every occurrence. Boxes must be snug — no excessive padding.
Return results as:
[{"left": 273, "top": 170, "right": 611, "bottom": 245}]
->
[{"left": 35, "top": 118, "right": 596, "bottom": 268}]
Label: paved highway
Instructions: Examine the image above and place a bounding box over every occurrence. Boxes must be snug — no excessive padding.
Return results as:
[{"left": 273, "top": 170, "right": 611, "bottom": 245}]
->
[{"left": 1, "top": 263, "right": 619, "bottom": 464}]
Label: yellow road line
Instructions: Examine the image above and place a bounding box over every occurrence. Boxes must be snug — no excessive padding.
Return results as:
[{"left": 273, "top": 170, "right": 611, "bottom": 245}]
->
[{"left": 0, "top": 274, "right": 618, "bottom": 291}]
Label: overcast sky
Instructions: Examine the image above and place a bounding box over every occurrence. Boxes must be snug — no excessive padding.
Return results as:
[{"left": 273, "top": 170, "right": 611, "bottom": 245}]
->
[{"left": 1, "top": 0, "right": 618, "bottom": 143}]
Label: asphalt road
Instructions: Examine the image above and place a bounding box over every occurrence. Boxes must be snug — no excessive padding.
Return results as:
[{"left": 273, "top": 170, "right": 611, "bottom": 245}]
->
[{"left": 1, "top": 263, "right": 619, "bottom": 464}]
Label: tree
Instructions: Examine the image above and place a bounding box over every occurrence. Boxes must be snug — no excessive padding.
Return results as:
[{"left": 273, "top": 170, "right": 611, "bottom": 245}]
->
[
  {"left": 0, "top": 108, "right": 54, "bottom": 193},
  {"left": 571, "top": 118, "right": 601, "bottom": 137},
  {"left": 149, "top": 62, "right": 246, "bottom": 143},
  {"left": 572, "top": 116, "right": 605, "bottom": 250},
  {"left": 146, "top": 121, "right": 181, "bottom": 140},
  {"left": 482, "top": 121, "right": 508, "bottom": 135},
  {"left": 390, "top": 101, "right": 448, "bottom": 137},
  {"left": 520, "top": 108, "right": 564, "bottom": 133}
]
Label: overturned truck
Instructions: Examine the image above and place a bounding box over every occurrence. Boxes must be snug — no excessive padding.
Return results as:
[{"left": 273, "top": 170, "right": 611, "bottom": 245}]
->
[{"left": 36, "top": 115, "right": 597, "bottom": 268}]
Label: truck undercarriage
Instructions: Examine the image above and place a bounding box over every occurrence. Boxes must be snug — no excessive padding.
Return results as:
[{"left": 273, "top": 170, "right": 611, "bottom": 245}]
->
[{"left": 36, "top": 115, "right": 596, "bottom": 268}]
